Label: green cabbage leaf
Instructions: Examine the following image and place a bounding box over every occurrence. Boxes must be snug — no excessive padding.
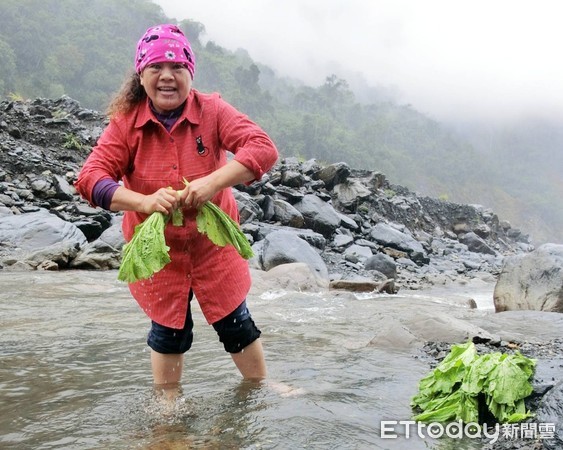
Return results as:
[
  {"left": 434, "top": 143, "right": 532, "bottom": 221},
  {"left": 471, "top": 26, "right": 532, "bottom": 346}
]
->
[
  {"left": 196, "top": 200, "right": 254, "bottom": 260},
  {"left": 117, "top": 211, "right": 170, "bottom": 283},
  {"left": 411, "top": 341, "right": 536, "bottom": 424}
]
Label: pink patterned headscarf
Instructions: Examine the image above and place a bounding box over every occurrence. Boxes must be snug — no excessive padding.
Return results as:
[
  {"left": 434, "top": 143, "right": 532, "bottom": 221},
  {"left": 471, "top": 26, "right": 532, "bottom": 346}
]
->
[{"left": 135, "top": 24, "right": 195, "bottom": 78}]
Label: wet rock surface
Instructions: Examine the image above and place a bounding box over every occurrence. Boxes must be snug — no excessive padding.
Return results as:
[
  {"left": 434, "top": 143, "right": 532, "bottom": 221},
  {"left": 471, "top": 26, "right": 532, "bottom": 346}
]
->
[{"left": 494, "top": 243, "right": 563, "bottom": 313}]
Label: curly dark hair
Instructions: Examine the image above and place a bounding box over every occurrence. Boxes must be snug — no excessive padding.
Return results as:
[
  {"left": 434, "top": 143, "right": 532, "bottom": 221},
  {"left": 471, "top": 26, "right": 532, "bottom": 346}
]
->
[{"left": 106, "top": 71, "right": 146, "bottom": 118}]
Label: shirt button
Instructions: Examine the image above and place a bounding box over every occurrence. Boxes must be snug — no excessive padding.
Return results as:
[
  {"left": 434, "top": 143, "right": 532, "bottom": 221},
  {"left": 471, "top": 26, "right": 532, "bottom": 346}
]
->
[{"left": 172, "top": 164, "right": 177, "bottom": 169}]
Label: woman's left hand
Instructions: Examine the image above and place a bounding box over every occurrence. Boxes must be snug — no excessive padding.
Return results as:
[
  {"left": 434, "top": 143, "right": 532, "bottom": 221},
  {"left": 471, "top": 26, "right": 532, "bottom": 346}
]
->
[{"left": 180, "top": 175, "right": 218, "bottom": 209}]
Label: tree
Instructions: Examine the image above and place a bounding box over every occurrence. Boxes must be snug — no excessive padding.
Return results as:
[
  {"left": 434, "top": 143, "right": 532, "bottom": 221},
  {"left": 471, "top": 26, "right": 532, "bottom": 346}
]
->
[
  {"left": 180, "top": 19, "right": 206, "bottom": 47},
  {"left": 0, "top": 38, "right": 17, "bottom": 94}
]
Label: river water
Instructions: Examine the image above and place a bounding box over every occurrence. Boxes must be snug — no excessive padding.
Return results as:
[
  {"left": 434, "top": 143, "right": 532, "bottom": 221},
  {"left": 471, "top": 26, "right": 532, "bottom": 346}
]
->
[{"left": 0, "top": 270, "right": 492, "bottom": 450}]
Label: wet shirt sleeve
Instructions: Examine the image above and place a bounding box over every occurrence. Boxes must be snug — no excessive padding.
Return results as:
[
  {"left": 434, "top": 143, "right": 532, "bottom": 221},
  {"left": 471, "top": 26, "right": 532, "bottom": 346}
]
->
[
  {"left": 215, "top": 98, "right": 278, "bottom": 182},
  {"left": 74, "top": 118, "right": 134, "bottom": 207}
]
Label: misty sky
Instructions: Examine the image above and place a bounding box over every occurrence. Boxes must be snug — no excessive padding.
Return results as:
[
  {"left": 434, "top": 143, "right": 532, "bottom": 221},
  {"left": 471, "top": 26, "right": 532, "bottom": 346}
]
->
[{"left": 155, "top": 0, "right": 563, "bottom": 123}]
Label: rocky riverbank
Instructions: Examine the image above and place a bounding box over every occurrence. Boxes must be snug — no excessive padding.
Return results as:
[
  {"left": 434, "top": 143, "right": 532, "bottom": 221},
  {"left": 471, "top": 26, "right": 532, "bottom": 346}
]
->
[{"left": 0, "top": 96, "right": 534, "bottom": 294}]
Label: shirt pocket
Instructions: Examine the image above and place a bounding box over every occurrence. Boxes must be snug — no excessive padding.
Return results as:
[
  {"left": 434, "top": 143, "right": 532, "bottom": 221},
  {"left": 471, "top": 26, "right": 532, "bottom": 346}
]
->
[
  {"left": 127, "top": 140, "right": 184, "bottom": 193},
  {"left": 132, "top": 146, "right": 177, "bottom": 181},
  {"left": 179, "top": 135, "right": 221, "bottom": 182}
]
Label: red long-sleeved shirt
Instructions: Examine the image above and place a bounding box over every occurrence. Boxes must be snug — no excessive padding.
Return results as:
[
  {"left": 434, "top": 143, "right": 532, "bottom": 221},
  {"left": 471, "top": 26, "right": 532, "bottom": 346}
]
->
[{"left": 75, "top": 90, "right": 278, "bottom": 327}]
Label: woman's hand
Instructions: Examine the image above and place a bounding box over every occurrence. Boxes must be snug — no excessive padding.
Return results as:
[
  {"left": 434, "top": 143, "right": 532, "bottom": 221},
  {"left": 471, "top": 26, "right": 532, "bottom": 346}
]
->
[
  {"left": 140, "top": 187, "right": 180, "bottom": 215},
  {"left": 180, "top": 161, "right": 255, "bottom": 209},
  {"left": 180, "top": 175, "right": 218, "bottom": 209}
]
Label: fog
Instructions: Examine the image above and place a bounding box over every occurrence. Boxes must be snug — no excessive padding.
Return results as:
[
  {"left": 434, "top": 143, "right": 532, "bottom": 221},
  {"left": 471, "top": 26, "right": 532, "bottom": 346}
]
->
[{"left": 155, "top": 0, "right": 563, "bottom": 123}]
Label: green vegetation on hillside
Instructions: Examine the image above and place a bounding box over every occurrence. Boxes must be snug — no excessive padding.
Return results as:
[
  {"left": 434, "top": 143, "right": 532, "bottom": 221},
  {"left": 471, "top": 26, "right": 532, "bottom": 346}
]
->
[{"left": 0, "top": 0, "right": 561, "bottom": 243}]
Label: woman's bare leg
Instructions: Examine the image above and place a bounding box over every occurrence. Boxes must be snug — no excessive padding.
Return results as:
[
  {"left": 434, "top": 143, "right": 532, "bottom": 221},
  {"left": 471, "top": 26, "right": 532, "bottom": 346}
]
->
[
  {"left": 151, "top": 351, "right": 183, "bottom": 399},
  {"left": 151, "top": 351, "right": 183, "bottom": 384},
  {"left": 230, "top": 338, "right": 267, "bottom": 381}
]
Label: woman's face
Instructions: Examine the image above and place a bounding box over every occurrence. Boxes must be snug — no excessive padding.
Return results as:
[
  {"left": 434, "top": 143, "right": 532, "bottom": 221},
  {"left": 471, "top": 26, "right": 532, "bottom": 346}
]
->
[{"left": 140, "top": 62, "right": 192, "bottom": 113}]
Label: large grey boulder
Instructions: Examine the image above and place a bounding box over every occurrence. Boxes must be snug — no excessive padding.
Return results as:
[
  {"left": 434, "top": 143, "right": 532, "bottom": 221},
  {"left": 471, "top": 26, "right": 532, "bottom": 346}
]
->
[
  {"left": 369, "top": 222, "right": 429, "bottom": 265},
  {"left": 313, "top": 162, "right": 351, "bottom": 190},
  {"left": 249, "top": 223, "right": 326, "bottom": 250},
  {"left": 494, "top": 243, "right": 563, "bottom": 312},
  {"left": 0, "top": 210, "right": 87, "bottom": 268},
  {"left": 458, "top": 231, "right": 497, "bottom": 255},
  {"left": 365, "top": 252, "right": 397, "bottom": 279},
  {"left": 343, "top": 244, "right": 373, "bottom": 263},
  {"left": 249, "top": 263, "right": 329, "bottom": 295},
  {"left": 404, "top": 311, "right": 498, "bottom": 343},
  {"left": 272, "top": 199, "right": 305, "bottom": 228},
  {"left": 293, "top": 194, "right": 341, "bottom": 238},
  {"left": 333, "top": 179, "right": 372, "bottom": 210},
  {"left": 254, "top": 229, "right": 329, "bottom": 279}
]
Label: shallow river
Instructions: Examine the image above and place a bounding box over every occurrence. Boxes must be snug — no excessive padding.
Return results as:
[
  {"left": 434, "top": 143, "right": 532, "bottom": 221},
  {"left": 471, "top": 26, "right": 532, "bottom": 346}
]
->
[{"left": 0, "top": 270, "right": 491, "bottom": 449}]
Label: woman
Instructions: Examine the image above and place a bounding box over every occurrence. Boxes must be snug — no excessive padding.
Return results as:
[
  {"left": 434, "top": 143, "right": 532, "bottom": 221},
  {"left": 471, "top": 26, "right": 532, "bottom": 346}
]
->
[{"left": 75, "top": 24, "right": 278, "bottom": 392}]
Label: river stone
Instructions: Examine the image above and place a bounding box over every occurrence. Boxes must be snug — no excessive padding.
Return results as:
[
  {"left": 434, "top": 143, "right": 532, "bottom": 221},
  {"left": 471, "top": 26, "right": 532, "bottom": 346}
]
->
[
  {"left": 260, "top": 195, "right": 275, "bottom": 221},
  {"left": 273, "top": 198, "right": 305, "bottom": 228},
  {"left": 258, "top": 229, "right": 329, "bottom": 279},
  {"left": 0, "top": 210, "right": 87, "bottom": 262},
  {"left": 343, "top": 244, "right": 373, "bottom": 263},
  {"left": 249, "top": 263, "right": 329, "bottom": 295},
  {"left": 22, "top": 241, "right": 82, "bottom": 269},
  {"left": 52, "top": 174, "right": 74, "bottom": 200},
  {"left": 251, "top": 223, "right": 326, "bottom": 250},
  {"left": 535, "top": 380, "right": 563, "bottom": 449},
  {"left": 404, "top": 311, "right": 498, "bottom": 343},
  {"left": 332, "top": 277, "right": 397, "bottom": 294},
  {"left": 337, "top": 212, "right": 359, "bottom": 231},
  {"left": 459, "top": 231, "right": 497, "bottom": 255},
  {"left": 365, "top": 252, "right": 397, "bottom": 279},
  {"left": 332, "top": 234, "right": 354, "bottom": 248},
  {"left": 70, "top": 221, "right": 124, "bottom": 270},
  {"left": 293, "top": 194, "right": 341, "bottom": 238},
  {"left": 333, "top": 179, "right": 371, "bottom": 210},
  {"left": 281, "top": 169, "right": 307, "bottom": 188},
  {"left": 233, "top": 190, "right": 263, "bottom": 224},
  {"left": 368, "top": 318, "right": 422, "bottom": 350},
  {"left": 329, "top": 279, "right": 379, "bottom": 292},
  {"left": 313, "top": 161, "right": 351, "bottom": 190},
  {"left": 494, "top": 243, "right": 563, "bottom": 313},
  {"left": 369, "top": 222, "right": 429, "bottom": 265},
  {"left": 301, "top": 158, "right": 321, "bottom": 175}
]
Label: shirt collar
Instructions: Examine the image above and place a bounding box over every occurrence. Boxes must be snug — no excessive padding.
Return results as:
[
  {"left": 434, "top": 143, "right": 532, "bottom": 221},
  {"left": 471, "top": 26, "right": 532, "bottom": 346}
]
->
[{"left": 134, "top": 89, "right": 201, "bottom": 129}]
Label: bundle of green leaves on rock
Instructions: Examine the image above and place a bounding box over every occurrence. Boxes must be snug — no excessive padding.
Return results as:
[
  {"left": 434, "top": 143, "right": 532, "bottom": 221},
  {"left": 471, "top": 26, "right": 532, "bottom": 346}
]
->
[
  {"left": 411, "top": 341, "right": 536, "bottom": 424},
  {"left": 117, "top": 185, "right": 253, "bottom": 283}
]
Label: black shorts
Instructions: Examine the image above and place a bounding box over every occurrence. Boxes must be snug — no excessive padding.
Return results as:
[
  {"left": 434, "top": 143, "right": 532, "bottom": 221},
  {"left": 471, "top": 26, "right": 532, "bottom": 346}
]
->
[
  {"left": 147, "top": 294, "right": 261, "bottom": 354},
  {"left": 211, "top": 300, "right": 262, "bottom": 353}
]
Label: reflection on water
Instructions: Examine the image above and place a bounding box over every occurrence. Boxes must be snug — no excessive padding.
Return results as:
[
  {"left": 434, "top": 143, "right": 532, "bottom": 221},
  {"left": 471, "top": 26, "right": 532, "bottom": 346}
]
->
[{"left": 0, "top": 270, "right": 485, "bottom": 449}]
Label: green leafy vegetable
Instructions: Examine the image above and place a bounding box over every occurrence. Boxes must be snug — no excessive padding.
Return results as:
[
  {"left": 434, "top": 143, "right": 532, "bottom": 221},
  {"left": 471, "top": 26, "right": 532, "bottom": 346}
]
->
[
  {"left": 117, "top": 211, "right": 170, "bottom": 283},
  {"left": 184, "top": 179, "right": 253, "bottom": 260},
  {"left": 411, "top": 341, "right": 536, "bottom": 424},
  {"left": 196, "top": 200, "right": 254, "bottom": 259},
  {"left": 117, "top": 183, "right": 254, "bottom": 283}
]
